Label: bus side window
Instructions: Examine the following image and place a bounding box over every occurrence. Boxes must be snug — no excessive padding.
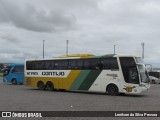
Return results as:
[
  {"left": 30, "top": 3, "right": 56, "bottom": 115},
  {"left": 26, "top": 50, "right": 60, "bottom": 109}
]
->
[
  {"left": 96, "top": 60, "right": 104, "bottom": 69},
  {"left": 44, "top": 61, "right": 53, "bottom": 70},
  {"left": 12, "top": 66, "right": 24, "bottom": 73},
  {"left": 77, "top": 60, "right": 83, "bottom": 69},
  {"left": 68, "top": 60, "right": 78, "bottom": 70},
  {"left": 102, "top": 58, "right": 119, "bottom": 70},
  {"left": 61, "top": 60, "right": 68, "bottom": 70},
  {"left": 54, "top": 60, "right": 68, "bottom": 70},
  {"left": 54, "top": 61, "right": 59, "bottom": 69},
  {"left": 34, "top": 61, "right": 44, "bottom": 70},
  {"left": 12, "top": 67, "right": 18, "bottom": 73},
  {"left": 83, "top": 59, "right": 90, "bottom": 69},
  {"left": 26, "top": 61, "right": 34, "bottom": 70},
  {"left": 88, "top": 59, "right": 99, "bottom": 69}
]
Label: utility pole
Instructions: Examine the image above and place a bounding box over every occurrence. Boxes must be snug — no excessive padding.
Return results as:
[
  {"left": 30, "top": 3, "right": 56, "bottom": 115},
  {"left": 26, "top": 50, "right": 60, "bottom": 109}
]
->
[
  {"left": 66, "top": 40, "right": 69, "bottom": 56},
  {"left": 43, "top": 40, "right": 45, "bottom": 58},
  {"left": 141, "top": 42, "right": 144, "bottom": 59},
  {"left": 114, "top": 44, "right": 116, "bottom": 54}
]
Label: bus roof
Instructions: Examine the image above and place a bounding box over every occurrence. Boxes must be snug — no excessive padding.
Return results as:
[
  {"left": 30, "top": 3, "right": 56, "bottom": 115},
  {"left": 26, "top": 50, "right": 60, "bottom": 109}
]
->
[
  {"left": 7, "top": 63, "right": 24, "bottom": 66},
  {"left": 26, "top": 54, "right": 141, "bottom": 61}
]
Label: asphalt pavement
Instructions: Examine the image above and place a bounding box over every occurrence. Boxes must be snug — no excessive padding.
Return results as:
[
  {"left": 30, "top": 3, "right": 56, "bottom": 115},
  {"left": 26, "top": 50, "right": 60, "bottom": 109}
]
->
[{"left": 0, "top": 77, "right": 160, "bottom": 120}]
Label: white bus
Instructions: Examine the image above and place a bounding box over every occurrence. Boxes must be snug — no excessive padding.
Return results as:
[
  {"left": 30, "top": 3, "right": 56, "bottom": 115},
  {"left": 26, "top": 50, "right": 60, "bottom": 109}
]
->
[
  {"left": 25, "top": 54, "right": 150, "bottom": 95},
  {"left": 148, "top": 71, "right": 160, "bottom": 84}
]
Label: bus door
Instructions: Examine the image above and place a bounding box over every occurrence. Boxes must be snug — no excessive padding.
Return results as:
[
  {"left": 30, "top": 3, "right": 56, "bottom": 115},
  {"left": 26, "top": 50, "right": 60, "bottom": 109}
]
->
[{"left": 119, "top": 57, "right": 139, "bottom": 92}]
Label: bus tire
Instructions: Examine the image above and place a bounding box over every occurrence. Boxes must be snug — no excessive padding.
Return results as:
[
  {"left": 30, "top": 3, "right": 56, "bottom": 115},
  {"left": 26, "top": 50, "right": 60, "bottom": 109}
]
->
[
  {"left": 37, "top": 81, "right": 45, "bottom": 90},
  {"left": 46, "top": 81, "right": 54, "bottom": 91},
  {"left": 106, "top": 84, "right": 119, "bottom": 96},
  {"left": 12, "top": 79, "right": 17, "bottom": 85}
]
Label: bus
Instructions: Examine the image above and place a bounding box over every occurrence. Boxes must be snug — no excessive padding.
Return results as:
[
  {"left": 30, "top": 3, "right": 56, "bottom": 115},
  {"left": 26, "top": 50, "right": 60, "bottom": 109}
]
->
[
  {"left": 148, "top": 71, "right": 160, "bottom": 84},
  {"left": 25, "top": 54, "right": 150, "bottom": 95},
  {"left": 3, "top": 63, "right": 24, "bottom": 85}
]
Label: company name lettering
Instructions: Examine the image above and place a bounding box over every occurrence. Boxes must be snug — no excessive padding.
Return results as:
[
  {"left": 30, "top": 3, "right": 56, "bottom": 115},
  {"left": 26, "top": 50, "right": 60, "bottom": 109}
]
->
[
  {"left": 42, "top": 72, "right": 65, "bottom": 76},
  {"left": 27, "top": 72, "right": 38, "bottom": 75},
  {"left": 27, "top": 72, "right": 65, "bottom": 76}
]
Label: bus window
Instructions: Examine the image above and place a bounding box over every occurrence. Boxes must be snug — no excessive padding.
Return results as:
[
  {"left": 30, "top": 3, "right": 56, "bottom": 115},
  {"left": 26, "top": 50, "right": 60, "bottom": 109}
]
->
[
  {"left": 83, "top": 59, "right": 91, "bottom": 69},
  {"left": 2, "top": 66, "right": 12, "bottom": 76},
  {"left": 89, "top": 59, "right": 99, "bottom": 69},
  {"left": 12, "top": 66, "right": 24, "bottom": 73},
  {"left": 129, "top": 67, "right": 138, "bottom": 84},
  {"left": 96, "top": 60, "right": 104, "bottom": 69},
  {"left": 101, "top": 58, "right": 119, "bottom": 70},
  {"left": 120, "top": 57, "right": 139, "bottom": 84},
  {"left": 26, "top": 61, "right": 34, "bottom": 70},
  {"left": 68, "top": 59, "right": 83, "bottom": 70},
  {"left": 54, "top": 60, "right": 68, "bottom": 70},
  {"left": 44, "top": 60, "right": 54, "bottom": 70},
  {"left": 77, "top": 60, "right": 83, "bottom": 69},
  {"left": 34, "top": 61, "right": 44, "bottom": 70}
]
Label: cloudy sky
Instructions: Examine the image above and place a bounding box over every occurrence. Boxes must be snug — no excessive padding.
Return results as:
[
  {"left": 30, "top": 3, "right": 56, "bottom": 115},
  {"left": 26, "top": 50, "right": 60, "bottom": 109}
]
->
[{"left": 0, "top": 0, "right": 160, "bottom": 66}]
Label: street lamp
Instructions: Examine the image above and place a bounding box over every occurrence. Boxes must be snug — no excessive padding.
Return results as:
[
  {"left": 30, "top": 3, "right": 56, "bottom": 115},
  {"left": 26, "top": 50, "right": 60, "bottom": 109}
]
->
[
  {"left": 114, "top": 44, "right": 116, "bottom": 54},
  {"left": 43, "top": 40, "right": 45, "bottom": 58},
  {"left": 141, "top": 42, "right": 144, "bottom": 59},
  {"left": 66, "top": 40, "right": 69, "bottom": 56}
]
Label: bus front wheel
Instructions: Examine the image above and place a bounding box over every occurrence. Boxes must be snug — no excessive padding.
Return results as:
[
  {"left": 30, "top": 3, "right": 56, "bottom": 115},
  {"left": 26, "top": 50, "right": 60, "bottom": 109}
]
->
[
  {"left": 46, "top": 81, "right": 54, "bottom": 91},
  {"left": 37, "top": 81, "right": 45, "bottom": 90},
  {"left": 12, "top": 79, "right": 17, "bottom": 85},
  {"left": 106, "top": 84, "right": 119, "bottom": 96}
]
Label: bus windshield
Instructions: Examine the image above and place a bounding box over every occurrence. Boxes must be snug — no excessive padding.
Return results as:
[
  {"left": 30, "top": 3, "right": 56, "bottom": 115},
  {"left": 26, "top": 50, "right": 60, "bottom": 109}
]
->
[
  {"left": 3, "top": 66, "right": 12, "bottom": 76},
  {"left": 120, "top": 57, "right": 139, "bottom": 84},
  {"left": 137, "top": 64, "right": 150, "bottom": 83}
]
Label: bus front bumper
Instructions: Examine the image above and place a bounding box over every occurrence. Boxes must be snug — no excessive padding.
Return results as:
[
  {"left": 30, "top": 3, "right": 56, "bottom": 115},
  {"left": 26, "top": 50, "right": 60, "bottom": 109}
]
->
[{"left": 3, "top": 77, "right": 10, "bottom": 84}]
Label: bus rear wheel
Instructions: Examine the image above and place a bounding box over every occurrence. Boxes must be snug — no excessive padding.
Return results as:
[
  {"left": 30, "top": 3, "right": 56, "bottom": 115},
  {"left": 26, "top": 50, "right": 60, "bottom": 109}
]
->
[
  {"left": 46, "top": 82, "right": 54, "bottom": 91},
  {"left": 37, "top": 81, "right": 45, "bottom": 90},
  {"left": 107, "top": 84, "right": 119, "bottom": 96},
  {"left": 12, "top": 79, "right": 17, "bottom": 85}
]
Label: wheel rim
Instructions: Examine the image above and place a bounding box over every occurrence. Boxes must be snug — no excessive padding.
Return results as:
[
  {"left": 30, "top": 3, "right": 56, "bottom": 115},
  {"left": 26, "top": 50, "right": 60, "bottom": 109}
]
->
[
  {"left": 46, "top": 82, "right": 53, "bottom": 91},
  {"left": 109, "top": 86, "right": 116, "bottom": 94},
  {"left": 37, "top": 82, "right": 45, "bottom": 90},
  {"left": 12, "top": 79, "right": 17, "bottom": 85},
  {"left": 108, "top": 85, "right": 118, "bottom": 95}
]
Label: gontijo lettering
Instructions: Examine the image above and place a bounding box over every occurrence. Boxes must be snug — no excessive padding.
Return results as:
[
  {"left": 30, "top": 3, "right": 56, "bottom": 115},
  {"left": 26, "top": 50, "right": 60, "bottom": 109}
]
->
[{"left": 42, "top": 72, "right": 65, "bottom": 76}]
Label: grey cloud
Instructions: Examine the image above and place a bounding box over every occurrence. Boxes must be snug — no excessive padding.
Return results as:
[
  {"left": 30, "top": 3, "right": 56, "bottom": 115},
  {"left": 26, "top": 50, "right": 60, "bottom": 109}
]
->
[
  {"left": 100, "top": 0, "right": 160, "bottom": 28},
  {"left": 0, "top": 49, "right": 19, "bottom": 54},
  {"left": 0, "top": 0, "right": 77, "bottom": 32},
  {"left": 0, "top": 34, "right": 19, "bottom": 43},
  {"left": 0, "top": 0, "right": 160, "bottom": 64}
]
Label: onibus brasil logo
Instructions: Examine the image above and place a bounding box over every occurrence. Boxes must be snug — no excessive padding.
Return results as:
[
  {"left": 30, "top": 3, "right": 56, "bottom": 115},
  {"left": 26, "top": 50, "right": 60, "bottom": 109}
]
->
[{"left": 1, "top": 112, "right": 42, "bottom": 118}]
